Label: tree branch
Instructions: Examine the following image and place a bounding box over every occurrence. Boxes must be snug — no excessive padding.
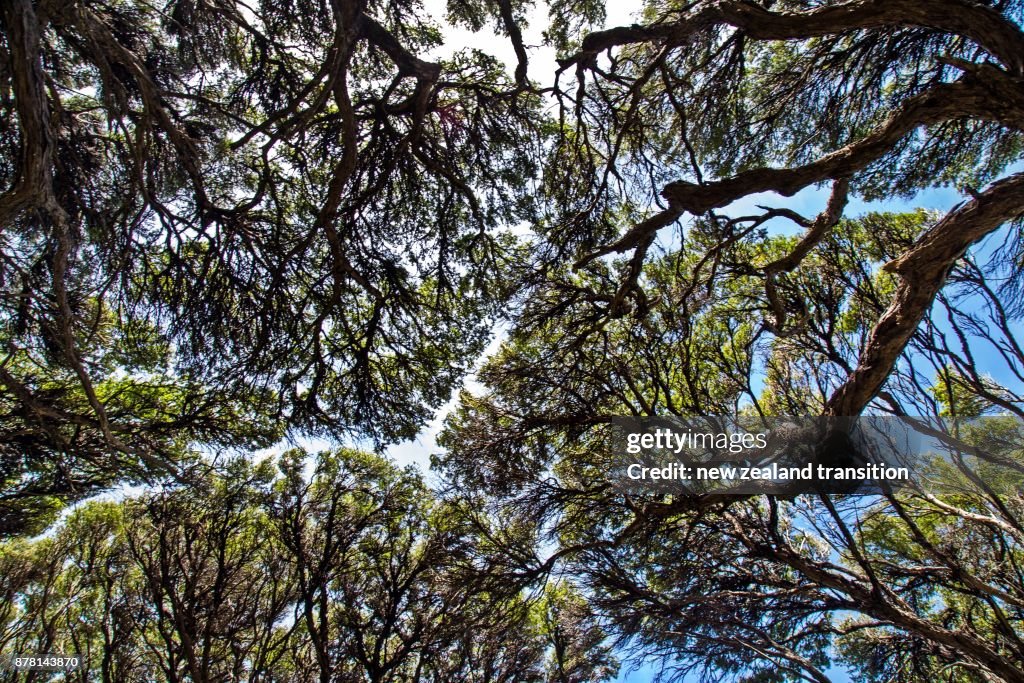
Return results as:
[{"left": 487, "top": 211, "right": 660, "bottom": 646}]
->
[
  {"left": 826, "top": 172, "right": 1024, "bottom": 416},
  {"left": 560, "top": 0, "right": 1024, "bottom": 76},
  {"left": 661, "top": 75, "right": 1024, "bottom": 215}
]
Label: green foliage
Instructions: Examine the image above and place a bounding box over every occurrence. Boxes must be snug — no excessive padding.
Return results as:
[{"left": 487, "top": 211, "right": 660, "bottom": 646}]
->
[
  {"left": 0, "top": 449, "right": 616, "bottom": 682},
  {"left": 0, "top": 0, "right": 545, "bottom": 531}
]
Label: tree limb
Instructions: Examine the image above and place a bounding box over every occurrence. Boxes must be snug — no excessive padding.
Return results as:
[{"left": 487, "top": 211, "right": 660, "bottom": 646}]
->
[
  {"left": 826, "top": 172, "right": 1024, "bottom": 416},
  {"left": 560, "top": 0, "right": 1024, "bottom": 76}
]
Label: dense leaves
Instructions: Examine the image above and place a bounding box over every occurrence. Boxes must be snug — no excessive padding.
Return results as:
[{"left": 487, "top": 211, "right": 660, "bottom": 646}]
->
[
  {"left": 0, "top": 0, "right": 544, "bottom": 530},
  {"left": 0, "top": 449, "right": 617, "bottom": 682}
]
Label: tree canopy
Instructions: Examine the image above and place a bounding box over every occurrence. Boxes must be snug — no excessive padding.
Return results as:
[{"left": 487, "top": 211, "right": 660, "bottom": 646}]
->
[
  {"left": 0, "top": 448, "right": 617, "bottom": 682},
  {"left": 3, "top": 0, "right": 1024, "bottom": 680},
  {"left": 0, "top": 0, "right": 545, "bottom": 533}
]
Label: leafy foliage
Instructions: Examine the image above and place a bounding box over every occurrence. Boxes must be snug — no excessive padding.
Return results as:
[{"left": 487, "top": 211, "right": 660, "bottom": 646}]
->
[
  {"left": 0, "top": 0, "right": 543, "bottom": 529},
  {"left": 0, "top": 449, "right": 617, "bottom": 682}
]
